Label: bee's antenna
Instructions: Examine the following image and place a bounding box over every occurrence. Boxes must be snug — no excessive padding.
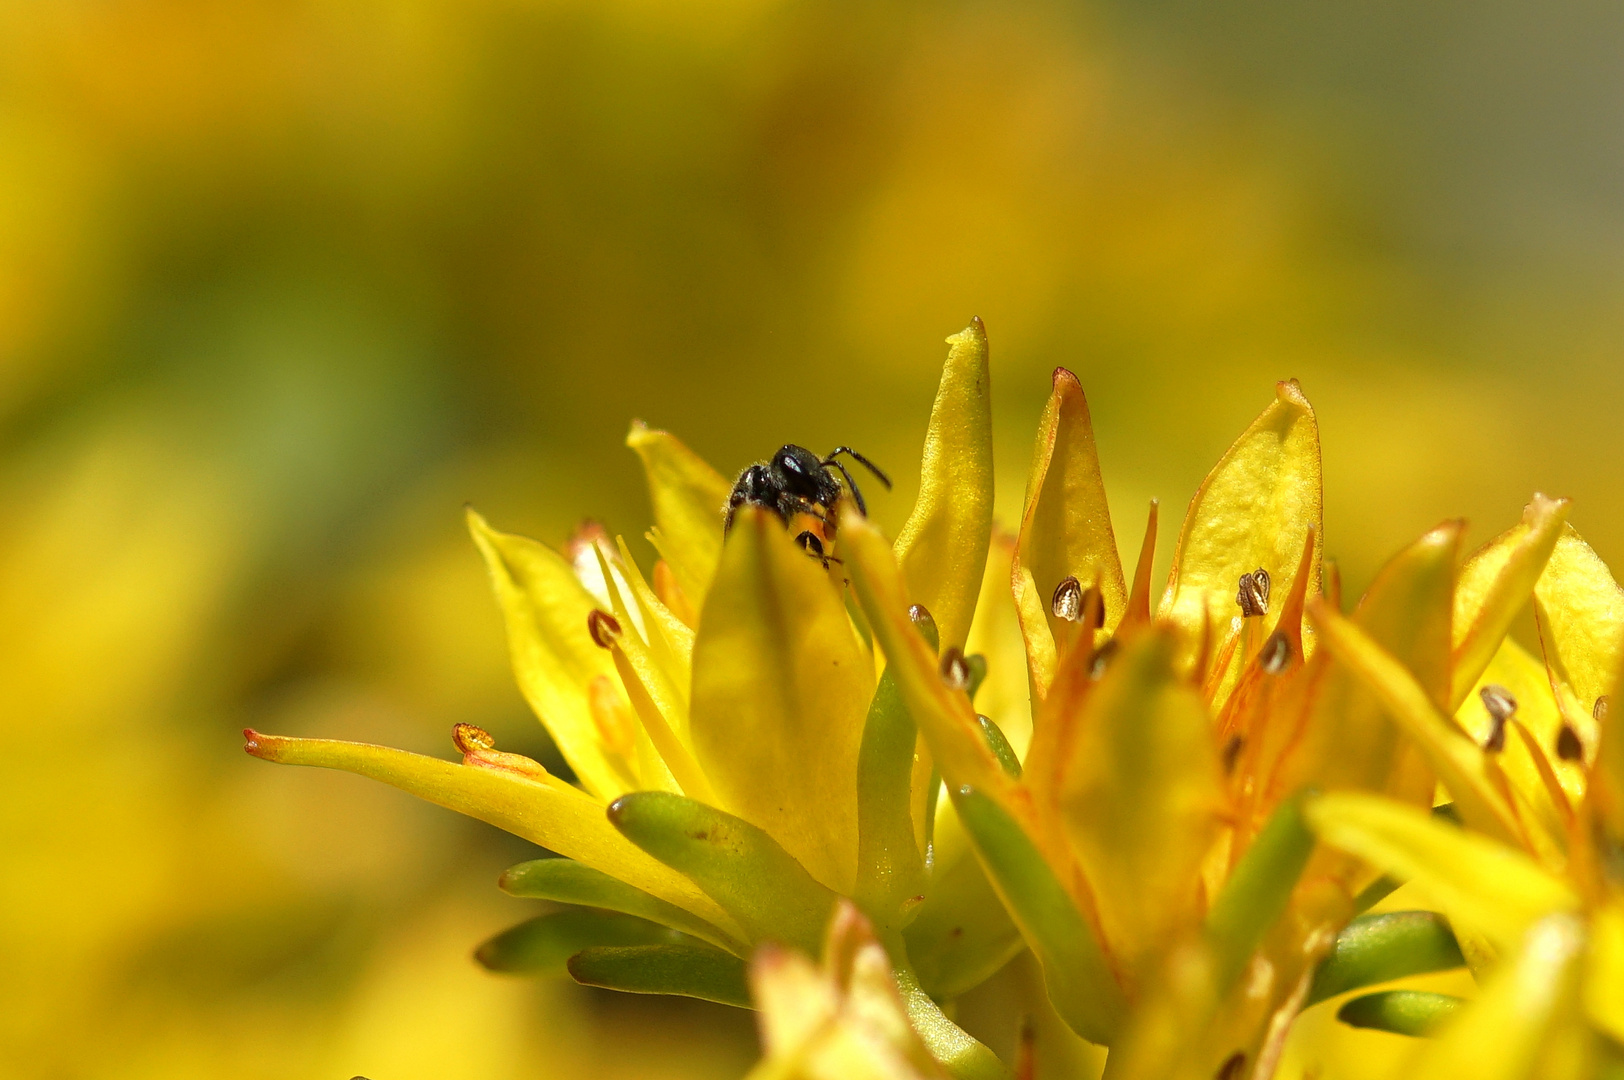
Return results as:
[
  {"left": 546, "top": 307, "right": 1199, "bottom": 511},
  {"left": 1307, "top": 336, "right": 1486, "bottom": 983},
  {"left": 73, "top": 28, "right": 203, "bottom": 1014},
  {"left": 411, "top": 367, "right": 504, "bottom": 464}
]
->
[
  {"left": 824, "top": 447, "right": 891, "bottom": 490},
  {"left": 823, "top": 458, "right": 868, "bottom": 516}
]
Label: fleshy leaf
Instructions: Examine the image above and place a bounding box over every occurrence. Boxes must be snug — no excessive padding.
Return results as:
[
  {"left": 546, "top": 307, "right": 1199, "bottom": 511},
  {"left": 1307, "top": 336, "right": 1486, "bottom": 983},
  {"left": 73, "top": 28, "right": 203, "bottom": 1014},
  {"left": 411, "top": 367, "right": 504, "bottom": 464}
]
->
[
  {"left": 840, "top": 507, "right": 1011, "bottom": 799},
  {"left": 1404, "top": 913, "right": 1586, "bottom": 1079},
  {"left": 1451, "top": 494, "right": 1571, "bottom": 709},
  {"left": 475, "top": 908, "right": 681, "bottom": 975},
  {"left": 952, "top": 786, "right": 1126, "bottom": 1045},
  {"left": 1306, "top": 911, "right": 1465, "bottom": 1006},
  {"left": 892, "top": 318, "right": 994, "bottom": 652},
  {"left": 468, "top": 509, "right": 634, "bottom": 800},
  {"left": 608, "top": 790, "right": 837, "bottom": 952},
  {"left": 243, "top": 730, "right": 740, "bottom": 936},
  {"left": 499, "top": 857, "right": 741, "bottom": 951},
  {"left": 1058, "top": 626, "right": 1222, "bottom": 973},
  {"left": 627, "top": 420, "right": 733, "bottom": 611},
  {"left": 690, "top": 506, "right": 871, "bottom": 893},
  {"left": 1159, "top": 380, "right": 1322, "bottom": 686},
  {"left": 567, "top": 943, "right": 751, "bottom": 1007},
  {"left": 1308, "top": 600, "right": 1522, "bottom": 845},
  {"left": 1304, "top": 792, "right": 1578, "bottom": 953},
  {"left": 901, "top": 843, "right": 1023, "bottom": 1001},
  {"left": 1336, "top": 990, "right": 1463, "bottom": 1037},
  {"left": 855, "top": 665, "right": 929, "bottom": 928},
  {"left": 1204, "top": 794, "right": 1317, "bottom": 993},
  {"left": 1011, "top": 367, "right": 1126, "bottom": 696}
]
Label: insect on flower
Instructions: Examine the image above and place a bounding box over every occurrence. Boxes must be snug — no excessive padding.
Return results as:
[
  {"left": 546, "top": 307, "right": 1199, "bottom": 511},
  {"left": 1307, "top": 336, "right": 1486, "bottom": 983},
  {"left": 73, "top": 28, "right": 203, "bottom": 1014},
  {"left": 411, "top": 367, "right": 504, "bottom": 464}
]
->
[{"left": 723, "top": 444, "right": 892, "bottom": 538}]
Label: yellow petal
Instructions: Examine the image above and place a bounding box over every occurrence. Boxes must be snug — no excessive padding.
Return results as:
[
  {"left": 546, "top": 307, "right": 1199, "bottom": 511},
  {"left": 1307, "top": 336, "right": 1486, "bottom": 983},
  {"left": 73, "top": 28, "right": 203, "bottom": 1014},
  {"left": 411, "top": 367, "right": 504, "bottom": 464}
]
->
[
  {"left": 1058, "top": 626, "right": 1223, "bottom": 973},
  {"left": 964, "top": 528, "right": 1031, "bottom": 757},
  {"left": 1403, "top": 913, "right": 1587, "bottom": 1080},
  {"left": 892, "top": 318, "right": 994, "bottom": 652},
  {"left": 1159, "top": 380, "right": 1322, "bottom": 697},
  {"left": 689, "top": 506, "right": 871, "bottom": 894},
  {"left": 1534, "top": 523, "right": 1624, "bottom": 737},
  {"left": 1585, "top": 900, "right": 1624, "bottom": 1044},
  {"left": 627, "top": 420, "right": 733, "bottom": 613},
  {"left": 1308, "top": 598, "right": 1522, "bottom": 846},
  {"left": 243, "top": 729, "right": 742, "bottom": 939},
  {"left": 1304, "top": 792, "right": 1577, "bottom": 954},
  {"left": 468, "top": 509, "right": 635, "bottom": 800},
  {"left": 1451, "top": 493, "right": 1570, "bottom": 709},
  {"left": 1011, "top": 367, "right": 1126, "bottom": 697},
  {"left": 840, "top": 505, "right": 1012, "bottom": 802},
  {"left": 1456, "top": 638, "right": 1575, "bottom": 850}
]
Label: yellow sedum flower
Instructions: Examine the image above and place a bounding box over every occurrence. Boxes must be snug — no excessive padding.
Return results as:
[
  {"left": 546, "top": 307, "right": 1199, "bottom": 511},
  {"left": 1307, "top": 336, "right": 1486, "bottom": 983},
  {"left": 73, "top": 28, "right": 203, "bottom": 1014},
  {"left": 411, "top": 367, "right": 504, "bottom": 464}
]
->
[{"left": 247, "top": 319, "right": 1623, "bottom": 1080}]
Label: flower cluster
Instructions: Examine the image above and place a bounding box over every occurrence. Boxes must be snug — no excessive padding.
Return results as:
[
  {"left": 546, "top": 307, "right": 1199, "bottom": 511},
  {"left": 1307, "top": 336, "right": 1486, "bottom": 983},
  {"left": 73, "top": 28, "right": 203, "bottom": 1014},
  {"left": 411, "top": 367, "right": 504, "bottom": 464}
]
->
[{"left": 248, "top": 320, "right": 1624, "bottom": 1080}]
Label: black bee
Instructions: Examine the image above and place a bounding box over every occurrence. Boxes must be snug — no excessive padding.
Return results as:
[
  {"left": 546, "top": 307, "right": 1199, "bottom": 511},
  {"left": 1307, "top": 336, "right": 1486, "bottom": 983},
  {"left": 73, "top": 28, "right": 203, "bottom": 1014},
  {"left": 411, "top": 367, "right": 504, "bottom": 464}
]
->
[{"left": 723, "top": 445, "right": 891, "bottom": 541}]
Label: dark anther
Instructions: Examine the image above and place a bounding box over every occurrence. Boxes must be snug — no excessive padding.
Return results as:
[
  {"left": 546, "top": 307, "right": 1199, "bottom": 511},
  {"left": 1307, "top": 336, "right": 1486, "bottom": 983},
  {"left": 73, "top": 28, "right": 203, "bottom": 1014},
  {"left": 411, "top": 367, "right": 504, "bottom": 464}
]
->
[
  {"left": 940, "top": 646, "right": 971, "bottom": 691},
  {"left": 1215, "top": 1051, "right": 1246, "bottom": 1080},
  {"left": 1480, "top": 684, "right": 1516, "bottom": 753},
  {"left": 1556, "top": 724, "right": 1584, "bottom": 762},
  {"left": 1222, "top": 733, "right": 1244, "bottom": 775},
  {"left": 1259, "top": 631, "right": 1292, "bottom": 674},
  {"left": 1052, "top": 576, "right": 1084, "bottom": 622},
  {"left": 1596, "top": 695, "right": 1611, "bottom": 722},
  {"left": 452, "top": 723, "right": 496, "bottom": 754},
  {"left": 587, "top": 609, "right": 623, "bottom": 649},
  {"left": 1236, "top": 568, "right": 1270, "bottom": 618},
  {"left": 1089, "top": 638, "right": 1119, "bottom": 680},
  {"left": 909, "top": 604, "right": 940, "bottom": 650}
]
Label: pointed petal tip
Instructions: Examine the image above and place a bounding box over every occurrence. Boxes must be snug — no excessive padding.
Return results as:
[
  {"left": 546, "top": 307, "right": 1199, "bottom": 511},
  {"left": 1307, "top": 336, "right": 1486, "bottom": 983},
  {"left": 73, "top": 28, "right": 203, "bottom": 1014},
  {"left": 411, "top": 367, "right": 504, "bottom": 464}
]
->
[
  {"left": 243, "top": 728, "right": 265, "bottom": 758},
  {"left": 625, "top": 418, "right": 651, "bottom": 445},
  {"left": 1276, "top": 377, "right": 1314, "bottom": 411},
  {"left": 1050, "top": 366, "right": 1081, "bottom": 392},
  {"left": 947, "top": 316, "right": 988, "bottom": 346}
]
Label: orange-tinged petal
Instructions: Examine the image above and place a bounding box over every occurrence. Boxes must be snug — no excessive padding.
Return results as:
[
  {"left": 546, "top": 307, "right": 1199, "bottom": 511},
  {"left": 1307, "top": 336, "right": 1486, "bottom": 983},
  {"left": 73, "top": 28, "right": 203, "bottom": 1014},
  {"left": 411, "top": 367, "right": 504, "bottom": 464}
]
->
[
  {"left": 892, "top": 318, "right": 994, "bottom": 652},
  {"left": 1308, "top": 598, "right": 1522, "bottom": 847},
  {"left": 627, "top": 420, "right": 733, "bottom": 614},
  {"left": 1304, "top": 792, "right": 1577, "bottom": 954},
  {"left": 468, "top": 508, "right": 636, "bottom": 800},
  {"left": 1451, "top": 493, "right": 1570, "bottom": 709},
  {"left": 1011, "top": 367, "right": 1126, "bottom": 697},
  {"left": 689, "top": 506, "right": 871, "bottom": 894},
  {"left": 1058, "top": 626, "right": 1223, "bottom": 974},
  {"left": 1159, "top": 380, "right": 1322, "bottom": 699},
  {"left": 243, "top": 729, "right": 742, "bottom": 939}
]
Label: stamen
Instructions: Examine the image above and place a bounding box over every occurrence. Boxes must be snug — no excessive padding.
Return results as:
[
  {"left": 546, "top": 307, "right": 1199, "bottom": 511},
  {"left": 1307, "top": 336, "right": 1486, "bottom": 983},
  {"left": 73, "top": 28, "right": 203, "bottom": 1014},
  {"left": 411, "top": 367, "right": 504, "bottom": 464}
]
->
[
  {"left": 1215, "top": 1051, "right": 1246, "bottom": 1080},
  {"left": 1052, "top": 576, "right": 1083, "bottom": 622},
  {"left": 1222, "top": 733, "right": 1244, "bottom": 775},
  {"left": 1479, "top": 684, "right": 1516, "bottom": 753},
  {"left": 1236, "top": 568, "right": 1270, "bottom": 618},
  {"left": 939, "top": 646, "right": 971, "bottom": 691},
  {"left": 1089, "top": 638, "right": 1119, "bottom": 680},
  {"left": 909, "top": 604, "right": 940, "bottom": 651},
  {"left": 587, "top": 609, "right": 622, "bottom": 648},
  {"left": 452, "top": 723, "right": 496, "bottom": 754},
  {"left": 1259, "top": 631, "right": 1291, "bottom": 674},
  {"left": 1556, "top": 724, "right": 1583, "bottom": 763},
  {"left": 1596, "top": 695, "right": 1611, "bottom": 722}
]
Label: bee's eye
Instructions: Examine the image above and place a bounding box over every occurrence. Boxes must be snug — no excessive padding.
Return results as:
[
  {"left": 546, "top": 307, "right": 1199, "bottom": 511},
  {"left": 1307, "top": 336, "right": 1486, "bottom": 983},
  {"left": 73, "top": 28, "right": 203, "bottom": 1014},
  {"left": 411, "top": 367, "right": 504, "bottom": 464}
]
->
[{"left": 778, "top": 453, "right": 802, "bottom": 474}]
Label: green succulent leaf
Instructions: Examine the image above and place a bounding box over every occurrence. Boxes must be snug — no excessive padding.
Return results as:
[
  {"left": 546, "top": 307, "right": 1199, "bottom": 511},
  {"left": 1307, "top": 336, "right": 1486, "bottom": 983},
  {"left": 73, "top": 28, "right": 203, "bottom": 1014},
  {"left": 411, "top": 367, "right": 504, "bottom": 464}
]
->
[
  {"left": 951, "top": 785, "right": 1125, "bottom": 1045},
  {"left": 475, "top": 909, "right": 682, "bottom": 976},
  {"left": 1306, "top": 911, "right": 1466, "bottom": 1006},
  {"left": 608, "top": 790, "right": 837, "bottom": 952},
  {"left": 1204, "top": 793, "right": 1317, "bottom": 992},
  {"left": 567, "top": 943, "right": 752, "bottom": 1007},
  {"left": 1337, "top": 990, "right": 1464, "bottom": 1037},
  {"left": 855, "top": 666, "right": 928, "bottom": 929},
  {"left": 498, "top": 858, "right": 742, "bottom": 953}
]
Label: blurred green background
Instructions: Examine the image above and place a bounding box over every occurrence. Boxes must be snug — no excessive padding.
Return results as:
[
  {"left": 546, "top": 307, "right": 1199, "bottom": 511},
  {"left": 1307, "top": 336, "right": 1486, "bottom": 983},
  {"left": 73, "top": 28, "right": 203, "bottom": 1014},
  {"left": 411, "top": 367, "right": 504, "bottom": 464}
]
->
[{"left": 3, "top": 1, "right": 1622, "bottom": 1077}]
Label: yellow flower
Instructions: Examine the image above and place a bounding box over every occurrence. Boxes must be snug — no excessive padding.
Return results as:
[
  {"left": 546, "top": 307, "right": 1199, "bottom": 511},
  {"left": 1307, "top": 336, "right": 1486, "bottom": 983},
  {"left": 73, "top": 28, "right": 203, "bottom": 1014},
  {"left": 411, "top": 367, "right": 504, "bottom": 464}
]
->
[{"left": 245, "top": 317, "right": 1618, "bottom": 1080}]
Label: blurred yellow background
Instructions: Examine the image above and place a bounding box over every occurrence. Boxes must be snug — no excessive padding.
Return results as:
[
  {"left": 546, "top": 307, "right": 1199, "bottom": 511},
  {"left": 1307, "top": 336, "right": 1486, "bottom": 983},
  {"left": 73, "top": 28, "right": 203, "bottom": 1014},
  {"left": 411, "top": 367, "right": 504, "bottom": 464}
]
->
[{"left": 3, "top": 1, "right": 1622, "bottom": 1077}]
